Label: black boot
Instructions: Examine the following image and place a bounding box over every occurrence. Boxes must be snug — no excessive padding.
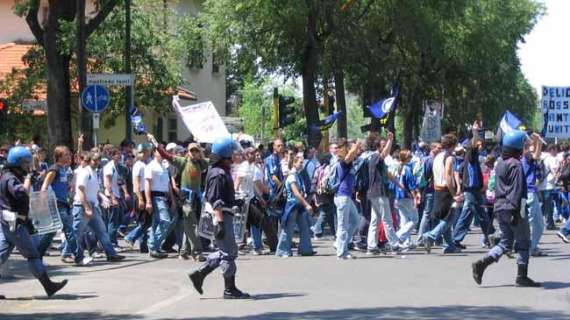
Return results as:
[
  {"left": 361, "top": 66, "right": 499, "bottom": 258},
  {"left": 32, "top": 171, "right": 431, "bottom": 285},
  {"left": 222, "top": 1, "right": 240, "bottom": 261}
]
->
[
  {"left": 188, "top": 265, "right": 214, "bottom": 295},
  {"left": 471, "top": 256, "right": 495, "bottom": 285},
  {"left": 223, "top": 276, "right": 251, "bottom": 299},
  {"left": 0, "top": 294, "right": 5, "bottom": 299},
  {"left": 38, "top": 273, "right": 68, "bottom": 297},
  {"left": 515, "top": 264, "right": 541, "bottom": 287}
]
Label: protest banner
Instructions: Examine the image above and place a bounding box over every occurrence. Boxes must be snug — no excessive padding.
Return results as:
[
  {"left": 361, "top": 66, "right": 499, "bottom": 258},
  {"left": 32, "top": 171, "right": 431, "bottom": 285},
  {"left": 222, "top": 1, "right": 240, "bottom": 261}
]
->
[
  {"left": 542, "top": 86, "right": 570, "bottom": 139},
  {"left": 172, "top": 96, "right": 230, "bottom": 143}
]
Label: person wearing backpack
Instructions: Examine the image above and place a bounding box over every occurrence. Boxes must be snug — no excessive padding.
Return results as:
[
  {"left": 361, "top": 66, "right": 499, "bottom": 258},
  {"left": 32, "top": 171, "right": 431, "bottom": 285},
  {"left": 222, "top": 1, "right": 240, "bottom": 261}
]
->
[
  {"left": 264, "top": 139, "right": 285, "bottom": 217},
  {"left": 366, "top": 132, "right": 407, "bottom": 254},
  {"left": 333, "top": 139, "right": 362, "bottom": 259},
  {"left": 394, "top": 150, "right": 421, "bottom": 248},
  {"left": 311, "top": 153, "right": 336, "bottom": 238},
  {"left": 275, "top": 154, "right": 315, "bottom": 257},
  {"left": 417, "top": 142, "right": 441, "bottom": 244},
  {"left": 421, "top": 133, "right": 463, "bottom": 254},
  {"left": 453, "top": 121, "right": 490, "bottom": 249},
  {"left": 354, "top": 135, "right": 376, "bottom": 251}
]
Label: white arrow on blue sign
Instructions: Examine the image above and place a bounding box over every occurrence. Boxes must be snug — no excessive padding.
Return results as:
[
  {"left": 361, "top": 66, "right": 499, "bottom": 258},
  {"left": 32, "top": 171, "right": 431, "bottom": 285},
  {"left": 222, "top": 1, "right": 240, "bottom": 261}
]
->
[{"left": 81, "top": 85, "right": 110, "bottom": 113}]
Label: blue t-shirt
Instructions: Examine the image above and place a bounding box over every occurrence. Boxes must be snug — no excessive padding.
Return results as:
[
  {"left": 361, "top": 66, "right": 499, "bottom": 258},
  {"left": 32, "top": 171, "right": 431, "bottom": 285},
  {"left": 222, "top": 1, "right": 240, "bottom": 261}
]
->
[
  {"left": 336, "top": 161, "right": 354, "bottom": 197},
  {"left": 48, "top": 164, "right": 71, "bottom": 204},
  {"left": 522, "top": 154, "right": 537, "bottom": 193},
  {"left": 394, "top": 163, "right": 417, "bottom": 200},
  {"left": 285, "top": 171, "right": 305, "bottom": 205}
]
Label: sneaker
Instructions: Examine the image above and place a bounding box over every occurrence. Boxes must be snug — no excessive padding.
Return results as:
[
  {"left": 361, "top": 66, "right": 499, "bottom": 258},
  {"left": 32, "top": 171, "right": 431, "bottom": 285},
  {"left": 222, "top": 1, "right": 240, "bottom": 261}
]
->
[
  {"left": 454, "top": 242, "right": 466, "bottom": 250},
  {"left": 75, "top": 256, "right": 94, "bottom": 266},
  {"left": 251, "top": 250, "right": 263, "bottom": 256},
  {"left": 192, "top": 254, "right": 207, "bottom": 262},
  {"left": 124, "top": 239, "right": 135, "bottom": 249},
  {"left": 422, "top": 236, "right": 433, "bottom": 254},
  {"left": 443, "top": 247, "right": 462, "bottom": 254},
  {"left": 337, "top": 254, "right": 357, "bottom": 260},
  {"left": 61, "top": 256, "right": 75, "bottom": 264},
  {"left": 178, "top": 254, "right": 190, "bottom": 260},
  {"left": 107, "top": 254, "right": 126, "bottom": 262},
  {"left": 149, "top": 251, "right": 168, "bottom": 259},
  {"left": 90, "top": 252, "right": 105, "bottom": 259},
  {"left": 366, "top": 248, "right": 380, "bottom": 255},
  {"left": 557, "top": 231, "right": 569, "bottom": 243}
]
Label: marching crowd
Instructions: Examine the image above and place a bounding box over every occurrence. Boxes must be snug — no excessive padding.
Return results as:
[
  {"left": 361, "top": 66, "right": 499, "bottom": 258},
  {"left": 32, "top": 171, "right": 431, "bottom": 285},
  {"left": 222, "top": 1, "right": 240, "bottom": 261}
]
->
[{"left": 2, "top": 119, "right": 570, "bottom": 298}]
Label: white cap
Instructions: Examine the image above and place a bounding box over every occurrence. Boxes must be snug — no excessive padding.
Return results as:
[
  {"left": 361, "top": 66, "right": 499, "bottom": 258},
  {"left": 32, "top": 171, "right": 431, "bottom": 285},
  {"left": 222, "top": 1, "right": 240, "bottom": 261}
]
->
[{"left": 166, "top": 142, "right": 178, "bottom": 152}]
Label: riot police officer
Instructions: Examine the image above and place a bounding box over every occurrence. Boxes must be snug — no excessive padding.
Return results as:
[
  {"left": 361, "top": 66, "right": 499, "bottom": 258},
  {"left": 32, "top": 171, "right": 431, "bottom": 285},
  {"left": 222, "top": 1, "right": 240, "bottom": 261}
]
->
[
  {"left": 188, "top": 137, "right": 251, "bottom": 299},
  {"left": 0, "top": 146, "right": 68, "bottom": 299},
  {"left": 471, "top": 130, "right": 541, "bottom": 287}
]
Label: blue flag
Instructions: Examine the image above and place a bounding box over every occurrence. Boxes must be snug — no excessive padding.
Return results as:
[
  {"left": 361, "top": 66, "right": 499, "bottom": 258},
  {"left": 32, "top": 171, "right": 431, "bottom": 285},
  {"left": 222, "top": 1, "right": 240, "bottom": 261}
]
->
[
  {"left": 367, "top": 85, "right": 399, "bottom": 119},
  {"left": 496, "top": 110, "right": 522, "bottom": 143},
  {"left": 311, "top": 111, "right": 343, "bottom": 132}
]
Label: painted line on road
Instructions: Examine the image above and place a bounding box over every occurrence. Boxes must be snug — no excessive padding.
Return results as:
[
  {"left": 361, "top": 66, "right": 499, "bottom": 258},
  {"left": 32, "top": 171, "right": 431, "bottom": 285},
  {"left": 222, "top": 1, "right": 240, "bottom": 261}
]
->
[{"left": 136, "top": 286, "right": 191, "bottom": 316}]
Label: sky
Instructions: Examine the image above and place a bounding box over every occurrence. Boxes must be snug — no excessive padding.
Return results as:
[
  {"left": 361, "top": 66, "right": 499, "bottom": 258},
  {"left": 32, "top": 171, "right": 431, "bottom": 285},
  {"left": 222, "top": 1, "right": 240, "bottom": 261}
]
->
[{"left": 518, "top": 0, "right": 570, "bottom": 97}]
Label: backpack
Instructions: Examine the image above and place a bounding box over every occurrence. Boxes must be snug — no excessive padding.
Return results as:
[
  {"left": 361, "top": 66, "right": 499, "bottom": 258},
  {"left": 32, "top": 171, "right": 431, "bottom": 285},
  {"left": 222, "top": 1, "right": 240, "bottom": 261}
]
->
[
  {"left": 315, "top": 165, "right": 331, "bottom": 196},
  {"left": 353, "top": 157, "right": 370, "bottom": 193},
  {"left": 325, "top": 162, "right": 351, "bottom": 195},
  {"left": 413, "top": 157, "right": 429, "bottom": 190}
]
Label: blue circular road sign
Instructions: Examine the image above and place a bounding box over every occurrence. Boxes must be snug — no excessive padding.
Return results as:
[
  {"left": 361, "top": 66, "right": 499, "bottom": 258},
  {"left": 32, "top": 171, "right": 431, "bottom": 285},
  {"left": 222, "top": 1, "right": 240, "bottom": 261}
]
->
[{"left": 81, "top": 85, "right": 110, "bottom": 113}]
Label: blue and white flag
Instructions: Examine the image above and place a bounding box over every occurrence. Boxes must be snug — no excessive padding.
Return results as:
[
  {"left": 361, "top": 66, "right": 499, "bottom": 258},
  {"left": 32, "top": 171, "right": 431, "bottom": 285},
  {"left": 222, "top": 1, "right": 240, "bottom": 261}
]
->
[
  {"left": 496, "top": 110, "right": 522, "bottom": 143},
  {"left": 367, "top": 85, "right": 399, "bottom": 119},
  {"left": 310, "top": 111, "right": 342, "bottom": 132}
]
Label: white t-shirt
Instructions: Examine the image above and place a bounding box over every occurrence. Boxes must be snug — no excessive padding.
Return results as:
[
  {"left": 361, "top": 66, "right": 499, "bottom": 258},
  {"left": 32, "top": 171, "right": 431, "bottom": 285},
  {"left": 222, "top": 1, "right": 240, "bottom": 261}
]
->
[
  {"left": 144, "top": 159, "right": 170, "bottom": 193},
  {"left": 236, "top": 161, "right": 256, "bottom": 198},
  {"left": 539, "top": 153, "right": 560, "bottom": 191},
  {"left": 103, "top": 160, "right": 121, "bottom": 198},
  {"left": 74, "top": 166, "right": 100, "bottom": 205},
  {"left": 132, "top": 160, "right": 146, "bottom": 192},
  {"left": 254, "top": 164, "right": 264, "bottom": 183}
]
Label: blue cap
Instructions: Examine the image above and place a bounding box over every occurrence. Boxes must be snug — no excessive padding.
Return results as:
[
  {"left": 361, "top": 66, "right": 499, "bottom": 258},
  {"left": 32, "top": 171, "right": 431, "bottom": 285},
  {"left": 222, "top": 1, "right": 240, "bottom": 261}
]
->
[{"left": 502, "top": 130, "right": 527, "bottom": 150}]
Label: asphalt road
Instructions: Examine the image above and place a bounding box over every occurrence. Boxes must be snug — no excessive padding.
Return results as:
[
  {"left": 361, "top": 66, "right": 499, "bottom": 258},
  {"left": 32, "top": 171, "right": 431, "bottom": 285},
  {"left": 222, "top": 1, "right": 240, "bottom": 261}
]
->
[{"left": 1, "top": 229, "right": 570, "bottom": 320}]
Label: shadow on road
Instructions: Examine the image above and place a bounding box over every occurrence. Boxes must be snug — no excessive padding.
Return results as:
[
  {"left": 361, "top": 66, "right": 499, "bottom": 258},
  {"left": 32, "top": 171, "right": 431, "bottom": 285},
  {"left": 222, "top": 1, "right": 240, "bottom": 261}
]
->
[
  {"left": 542, "top": 281, "right": 570, "bottom": 290},
  {"left": 167, "top": 305, "right": 570, "bottom": 320},
  {"left": 1, "top": 292, "right": 98, "bottom": 301},
  {"left": 0, "top": 312, "right": 140, "bottom": 320},
  {"left": 199, "top": 292, "right": 306, "bottom": 301}
]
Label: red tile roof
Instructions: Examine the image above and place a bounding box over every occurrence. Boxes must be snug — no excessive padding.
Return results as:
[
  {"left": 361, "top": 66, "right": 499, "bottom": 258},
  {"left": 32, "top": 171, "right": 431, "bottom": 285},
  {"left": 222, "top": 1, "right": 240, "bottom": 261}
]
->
[{"left": 0, "top": 43, "right": 34, "bottom": 79}]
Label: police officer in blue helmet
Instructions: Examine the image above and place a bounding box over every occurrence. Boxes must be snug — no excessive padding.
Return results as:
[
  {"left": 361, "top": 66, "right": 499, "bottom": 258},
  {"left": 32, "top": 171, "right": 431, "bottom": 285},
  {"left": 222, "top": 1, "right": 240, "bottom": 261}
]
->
[
  {"left": 188, "top": 137, "right": 250, "bottom": 299},
  {"left": 471, "top": 130, "right": 541, "bottom": 287},
  {"left": 0, "top": 146, "right": 68, "bottom": 299}
]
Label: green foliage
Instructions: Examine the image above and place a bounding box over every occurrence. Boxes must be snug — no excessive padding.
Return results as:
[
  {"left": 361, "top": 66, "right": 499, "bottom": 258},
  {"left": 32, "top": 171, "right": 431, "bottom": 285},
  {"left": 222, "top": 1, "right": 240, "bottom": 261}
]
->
[{"left": 238, "top": 77, "right": 273, "bottom": 141}]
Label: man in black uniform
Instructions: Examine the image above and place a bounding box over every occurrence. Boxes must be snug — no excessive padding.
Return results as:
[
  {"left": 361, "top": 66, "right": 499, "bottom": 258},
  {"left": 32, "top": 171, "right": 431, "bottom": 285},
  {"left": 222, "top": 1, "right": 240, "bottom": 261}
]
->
[
  {"left": 0, "top": 146, "right": 68, "bottom": 299},
  {"left": 188, "top": 137, "right": 250, "bottom": 299},
  {"left": 471, "top": 130, "right": 541, "bottom": 287}
]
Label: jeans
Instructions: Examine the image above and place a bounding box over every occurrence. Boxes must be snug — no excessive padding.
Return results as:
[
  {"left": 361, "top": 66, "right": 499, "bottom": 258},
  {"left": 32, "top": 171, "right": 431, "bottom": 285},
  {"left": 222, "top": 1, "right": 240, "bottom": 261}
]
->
[
  {"left": 147, "top": 196, "right": 173, "bottom": 252},
  {"left": 275, "top": 203, "right": 313, "bottom": 257},
  {"left": 527, "top": 191, "right": 544, "bottom": 252},
  {"left": 560, "top": 218, "right": 570, "bottom": 236},
  {"left": 72, "top": 204, "right": 117, "bottom": 263},
  {"left": 334, "top": 195, "right": 361, "bottom": 257},
  {"left": 0, "top": 222, "right": 45, "bottom": 278},
  {"left": 103, "top": 201, "right": 123, "bottom": 245},
  {"left": 396, "top": 198, "right": 419, "bottom": 245},
  {"left": 368, "top": 196, "right": 399, "bottom": 249},
  {"left": 539, "top": 190, "right": 555, "bottom": 227},
  {"left": 36, "top": 204, "right": 77, "bottom": 257},
  {"left": 312, "top": 202, "right": 337, "bottom": 236},
  {"left": 487, "top": 209, "right": 530, "bottom": 265},
  {"left": 424, "top": 206, "right": 458, "bottom": 252},
  {"left": 125, "top": 213, "right": 151, "bottom": 252},
  {"left": 417, "top": 192, "right": 434, "bottom": 242},
  {"left": 453, "top": 191, "right": 490, "bottom": 244}
]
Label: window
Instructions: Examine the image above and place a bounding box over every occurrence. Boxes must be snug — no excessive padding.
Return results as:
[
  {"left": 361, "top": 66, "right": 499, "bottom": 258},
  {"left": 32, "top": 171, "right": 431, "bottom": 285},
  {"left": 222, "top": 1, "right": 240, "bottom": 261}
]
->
[{"left": 168, "top": 118, "right": 177, "bottom": 142}]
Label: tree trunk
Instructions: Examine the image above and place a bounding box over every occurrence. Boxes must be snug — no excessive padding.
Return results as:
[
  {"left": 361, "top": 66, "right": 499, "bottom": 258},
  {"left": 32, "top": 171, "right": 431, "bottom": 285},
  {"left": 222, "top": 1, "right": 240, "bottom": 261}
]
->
[
  {"left": 77, "top": 0, "right": 92, "bottom": 150},
  {"left": 302, "top": 5, "right": 321, "bottom": 148},
  {"left": 333, "top": 62, "right": 347, "bottom": 139},
  {"left": 44, "top": 3, "right": 75, "bottom": 150}
]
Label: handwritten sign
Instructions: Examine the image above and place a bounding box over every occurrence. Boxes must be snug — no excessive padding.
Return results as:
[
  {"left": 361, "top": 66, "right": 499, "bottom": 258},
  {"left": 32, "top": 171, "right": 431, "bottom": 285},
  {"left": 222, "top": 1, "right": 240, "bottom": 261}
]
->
[
  {"left": 543, "top": 86, "right": 570, "bottom": 139},
  {"left": 172, "top": 97, "right": 230, "bottom": 143}
]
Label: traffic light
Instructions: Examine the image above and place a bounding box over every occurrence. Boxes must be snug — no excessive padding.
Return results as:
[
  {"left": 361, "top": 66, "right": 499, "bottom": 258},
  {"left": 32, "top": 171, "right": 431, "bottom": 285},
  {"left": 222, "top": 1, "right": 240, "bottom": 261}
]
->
[
  {"left": 278, "top": 95, "right": 295, "bottom": 128},
  {"left": 0, "top": 98, "right": 7, "bottom": 135}
]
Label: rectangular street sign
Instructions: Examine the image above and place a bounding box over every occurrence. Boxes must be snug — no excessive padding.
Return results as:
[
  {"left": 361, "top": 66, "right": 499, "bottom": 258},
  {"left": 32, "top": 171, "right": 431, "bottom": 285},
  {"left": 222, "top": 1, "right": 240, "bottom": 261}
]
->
[{"left": 87, "top": 73, "right": 134, "bottom": 86}]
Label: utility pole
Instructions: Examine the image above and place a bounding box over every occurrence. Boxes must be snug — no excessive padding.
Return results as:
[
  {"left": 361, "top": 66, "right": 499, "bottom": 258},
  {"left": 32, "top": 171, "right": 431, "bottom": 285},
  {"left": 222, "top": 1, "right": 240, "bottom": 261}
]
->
[{"left": 125, "top": 0, "right": 133, "bottom": 142}]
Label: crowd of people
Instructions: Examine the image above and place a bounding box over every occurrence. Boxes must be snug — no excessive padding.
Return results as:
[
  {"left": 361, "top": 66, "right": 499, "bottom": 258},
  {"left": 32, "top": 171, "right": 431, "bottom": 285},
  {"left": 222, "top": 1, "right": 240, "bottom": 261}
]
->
[{"left": 2, "top": 119, "right": 570, "bottom": 298}]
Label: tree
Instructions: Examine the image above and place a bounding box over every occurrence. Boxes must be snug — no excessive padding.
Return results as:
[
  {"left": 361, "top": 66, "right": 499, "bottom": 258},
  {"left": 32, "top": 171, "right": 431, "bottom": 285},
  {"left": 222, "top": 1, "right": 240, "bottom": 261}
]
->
[{"left": 14, "top": 0, "right": 120, "bottom": 149}]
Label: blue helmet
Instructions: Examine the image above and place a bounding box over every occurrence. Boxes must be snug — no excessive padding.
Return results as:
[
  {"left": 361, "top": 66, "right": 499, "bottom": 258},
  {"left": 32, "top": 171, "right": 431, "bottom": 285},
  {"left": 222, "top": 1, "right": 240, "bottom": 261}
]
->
[
  {"left": 211, "top": 137, "right": 236, "bottom": 158},
  {"left": 7, "top": 146, "right": 33, "bottom": 167},
  {"left": 502, "top": 130, "right": 527, "bottom": 150}
]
